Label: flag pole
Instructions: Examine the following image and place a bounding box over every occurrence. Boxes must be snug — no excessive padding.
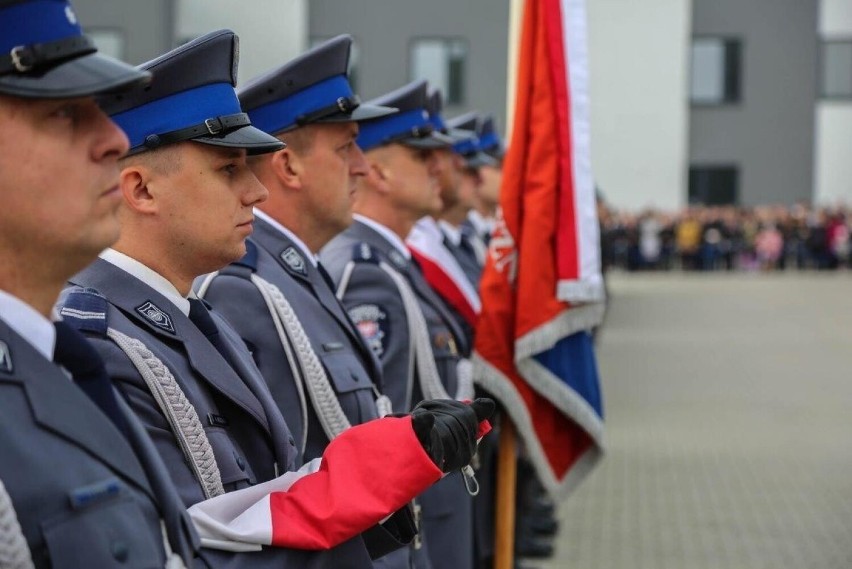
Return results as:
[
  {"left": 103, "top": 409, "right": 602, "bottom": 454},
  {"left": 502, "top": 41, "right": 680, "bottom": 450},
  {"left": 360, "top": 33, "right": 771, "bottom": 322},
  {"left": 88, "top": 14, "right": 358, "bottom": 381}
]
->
[
  {"left": 494, "top": 416, "right": 518, "bottom": 569},
  {"left": 494, "top": 2, "right": 525, "bottom": 568}
]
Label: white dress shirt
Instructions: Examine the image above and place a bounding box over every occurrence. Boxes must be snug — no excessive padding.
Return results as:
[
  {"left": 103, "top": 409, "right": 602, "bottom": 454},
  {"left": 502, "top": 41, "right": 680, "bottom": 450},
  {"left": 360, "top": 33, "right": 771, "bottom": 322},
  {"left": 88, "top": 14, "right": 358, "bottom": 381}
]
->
[
  {"left": 99, "top": 248, "right": 194, "bottom": 316},
  {"left": 255, "top": 208, "right": 318, "bottom": 267},
  {"left": 351, "top": 214, "right": 411, "bottom": 259},
  {"left": 0, "top": 289, "right": 55, "bottom": 360}
]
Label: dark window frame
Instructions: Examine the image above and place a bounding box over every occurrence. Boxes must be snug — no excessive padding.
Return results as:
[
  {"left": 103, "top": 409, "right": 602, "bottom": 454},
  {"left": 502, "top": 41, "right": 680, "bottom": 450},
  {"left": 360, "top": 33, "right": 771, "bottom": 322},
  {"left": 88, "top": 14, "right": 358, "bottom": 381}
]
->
[
  {"left": 408, "top": 36, "right": 469, "bottom": 106},
  {"left": 819, "top": 38, "right": 852, "bottom": 101},
  {"left": 688, "top": 164, "right": 740, "bottom": 206},
  {"left": 689, "top": 36, "right": 743, "bottom": 107}
]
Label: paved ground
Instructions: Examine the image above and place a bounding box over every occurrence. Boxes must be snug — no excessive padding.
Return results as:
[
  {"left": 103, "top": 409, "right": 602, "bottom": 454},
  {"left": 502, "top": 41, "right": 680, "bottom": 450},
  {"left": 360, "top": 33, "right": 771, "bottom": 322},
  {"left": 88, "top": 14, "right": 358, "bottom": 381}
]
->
[{"left": 536, "top": 272, "right": 852, "bottom": 569}]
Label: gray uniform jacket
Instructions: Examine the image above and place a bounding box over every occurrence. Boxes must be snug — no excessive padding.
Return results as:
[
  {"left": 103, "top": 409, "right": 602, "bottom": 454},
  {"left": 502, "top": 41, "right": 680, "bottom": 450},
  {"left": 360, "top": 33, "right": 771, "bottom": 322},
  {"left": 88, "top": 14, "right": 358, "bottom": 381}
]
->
[
  {"left": 322, "top": 220, "right": 475, "bottom": 569},
  {"left": 64, "top": 259, "right": 401, "bottom": 569},
  {"left": 0, "top": 317, "right": 198, "bottom": 569},
  {"left": 322, "top": 220, "right": 470, "bottom": 413},
  {"left": 197, "top": 217, "right": 382, "bottom": 461},
  {"left": 441, "top": 230, "right": 483, "bottom": 292}
]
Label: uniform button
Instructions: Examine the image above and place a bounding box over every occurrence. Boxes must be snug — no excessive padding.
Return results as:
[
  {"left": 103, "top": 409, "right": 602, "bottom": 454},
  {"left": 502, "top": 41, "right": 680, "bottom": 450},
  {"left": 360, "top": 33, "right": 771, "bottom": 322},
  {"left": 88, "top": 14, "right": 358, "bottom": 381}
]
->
[
  {"left": 288, "top": 436, "right": 295, "bottom": 446},
  {"left": 351, "top": 373, "right": 360, "bottom": 382},
  {"left": 236, "top": 456, "right": 246, "bottom": 471},
  {"left": 111, "top": 541, "right": 129, "bottom": 562}
]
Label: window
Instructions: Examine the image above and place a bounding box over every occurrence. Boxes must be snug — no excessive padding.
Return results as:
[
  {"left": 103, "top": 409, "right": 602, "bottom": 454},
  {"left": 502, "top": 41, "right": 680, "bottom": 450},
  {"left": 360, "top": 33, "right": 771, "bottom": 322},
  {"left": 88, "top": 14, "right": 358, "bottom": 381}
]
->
[
  {"left": 821, "top": 40, "right": 852, "bottom": 99},
  {"left": 410, "top": 38, "right": 467, "bottom": 105},
  {"left": 689, "top": 166, "right": 739, "bottom": 205},
  {"left": 86, "top": 28, "right": 125, "bottom": 60},
  {"left": 690, "top": 38, "right": 741, "bottom": 105},
  {"left": 310, "top": 37, "right": 360, "bottom": 93}
]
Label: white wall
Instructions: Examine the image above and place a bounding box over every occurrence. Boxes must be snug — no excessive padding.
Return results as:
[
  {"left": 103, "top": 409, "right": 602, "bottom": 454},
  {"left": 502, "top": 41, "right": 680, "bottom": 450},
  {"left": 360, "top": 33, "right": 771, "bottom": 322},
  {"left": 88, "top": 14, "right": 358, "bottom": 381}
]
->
[
  {"left": 814, "top": 0, "right": 852, "bottom": 206},
  {"left": 177, "top": 0, "right": 307, "bottom": 85},
  {"left": 587, "top": 0, "right": 692, "bottom": 211}
]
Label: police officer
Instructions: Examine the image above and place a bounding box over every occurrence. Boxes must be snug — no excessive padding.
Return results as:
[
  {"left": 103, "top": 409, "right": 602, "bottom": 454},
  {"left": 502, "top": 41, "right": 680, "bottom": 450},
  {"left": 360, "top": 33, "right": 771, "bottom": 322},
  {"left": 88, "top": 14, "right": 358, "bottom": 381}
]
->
[
  {"left": 440, "top": 112, "right": 498, "bottom": 289},
  {"left": 194, "top": 36, "right": 433, "bottom": 569},
  {"left": 466, "top": 114, "right": 505, "bottom": 255},
  {"left": 57, "top": 29, "right": 492, "bottom": 569},
  {"left": 0, "top": 0, "right": 198, "bottom": 566},
  {"left": 321, "top": 80, "right": 478, "bottom": 569},
  {"left": 197, "top": 35, "right": 394, "bottom": 463}
]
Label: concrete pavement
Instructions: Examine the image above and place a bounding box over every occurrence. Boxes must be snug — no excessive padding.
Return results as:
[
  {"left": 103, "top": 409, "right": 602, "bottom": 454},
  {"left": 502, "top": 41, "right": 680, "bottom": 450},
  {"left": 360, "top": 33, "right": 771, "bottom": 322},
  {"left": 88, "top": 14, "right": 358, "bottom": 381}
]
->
[{"left": 535, "top": 272, "right": 852, "bottom": 569}]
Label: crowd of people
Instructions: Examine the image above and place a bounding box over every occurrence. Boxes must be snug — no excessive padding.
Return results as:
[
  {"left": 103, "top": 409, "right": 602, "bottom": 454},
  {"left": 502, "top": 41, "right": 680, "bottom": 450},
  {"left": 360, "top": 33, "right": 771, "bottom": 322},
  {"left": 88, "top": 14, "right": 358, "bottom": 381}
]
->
[{"left": 599, "top": 203, "right": 852, "bottom": 272}]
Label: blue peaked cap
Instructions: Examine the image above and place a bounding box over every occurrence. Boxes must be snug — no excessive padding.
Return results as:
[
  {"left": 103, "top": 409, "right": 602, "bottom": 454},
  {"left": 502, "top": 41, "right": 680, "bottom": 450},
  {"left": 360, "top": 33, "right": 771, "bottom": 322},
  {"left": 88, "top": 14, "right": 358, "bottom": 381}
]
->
[
  {"left": 240, "top": 35, "right": 396, "bottom": 135},
  {"left": 356, "top": 80, "right": 454, "bottom": 152},
  {"left": 102, "top": 30, "right": 284, "bottom": 156},
  {"left": 426, "top": 89, "right": 476, "bottom": 145},
  {"left": 477, "top": 114, "right": 506, "bottom": 160},
  {"left": 447, "top": 111, "right": 497, "bottom": 168},
  {"left": 0, "top": 0, "right": 149, "bottom": 98}
]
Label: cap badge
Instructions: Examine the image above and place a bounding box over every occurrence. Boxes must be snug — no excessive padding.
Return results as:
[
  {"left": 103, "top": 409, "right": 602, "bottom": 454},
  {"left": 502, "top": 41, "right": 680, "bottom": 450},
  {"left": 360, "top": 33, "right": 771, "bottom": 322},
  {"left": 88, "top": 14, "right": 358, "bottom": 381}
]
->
[{"left": 65, "top": 6, "right": 78, "bottom": 25}]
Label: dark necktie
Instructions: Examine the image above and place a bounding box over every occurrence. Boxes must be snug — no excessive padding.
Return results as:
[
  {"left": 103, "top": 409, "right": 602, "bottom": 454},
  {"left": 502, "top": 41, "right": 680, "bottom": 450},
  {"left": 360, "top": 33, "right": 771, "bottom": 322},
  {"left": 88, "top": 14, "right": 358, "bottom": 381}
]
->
[
  {"left": 188, "top": 298, "right": 238, "bottom": 369},
  {"left": 315, "top": 261, "right": 337, "bottom": 293},
  {"left": 53, "top": 321, "right": 130, "bottom": 438}
]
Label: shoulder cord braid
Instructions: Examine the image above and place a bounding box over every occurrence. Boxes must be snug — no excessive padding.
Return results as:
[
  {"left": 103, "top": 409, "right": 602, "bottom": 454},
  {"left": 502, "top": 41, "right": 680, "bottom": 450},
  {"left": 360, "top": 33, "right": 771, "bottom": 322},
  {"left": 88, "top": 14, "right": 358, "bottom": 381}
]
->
[
  {"left": 334, "top": 261, "right": 404, "bottom": 414},
  {"left": 248, "top": 274, "right": 352, "bottom": 444},
  {"left": 106, "top": 328, "right": 225, "bottom": 500},
  {"left": 0, "top": 479, "right": 34, "bottom": 569},
  {"left": 196, "top": 272, "right": 311, "bottom": 455},
  {"left": 375, "top": 261, "right": 475, "bottom": 402}
]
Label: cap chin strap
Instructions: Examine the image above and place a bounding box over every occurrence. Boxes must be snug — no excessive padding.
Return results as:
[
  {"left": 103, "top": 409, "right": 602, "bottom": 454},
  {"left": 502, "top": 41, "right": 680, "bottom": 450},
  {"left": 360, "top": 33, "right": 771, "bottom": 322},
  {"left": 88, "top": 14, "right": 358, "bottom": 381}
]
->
[
  {"left": 294, "top": 95, "right": 360, "bottom": 127},
  {"left": 133, "top": 112, "right": 252, "bottom": 154},
  {"left": 0, "top": 35, "right": 96, "bottom": 76}
]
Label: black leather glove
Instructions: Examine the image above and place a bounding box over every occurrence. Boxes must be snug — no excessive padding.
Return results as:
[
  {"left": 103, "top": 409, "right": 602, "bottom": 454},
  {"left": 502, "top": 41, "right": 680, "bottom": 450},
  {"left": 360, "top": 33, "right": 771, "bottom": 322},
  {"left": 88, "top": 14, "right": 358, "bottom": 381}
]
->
[{"left": 411, "top": 398, "right": 495, "bottom": 473}]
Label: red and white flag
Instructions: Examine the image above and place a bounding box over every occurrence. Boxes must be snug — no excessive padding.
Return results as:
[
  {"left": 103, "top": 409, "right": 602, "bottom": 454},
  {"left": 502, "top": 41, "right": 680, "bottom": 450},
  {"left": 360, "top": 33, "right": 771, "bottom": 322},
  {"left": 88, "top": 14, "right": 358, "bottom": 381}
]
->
[
  {"left": 188, "top": 416, "right": 442, "bottom": 551},
  {"left": 474, "top": 0, "right": 605, "bottom": 498}
]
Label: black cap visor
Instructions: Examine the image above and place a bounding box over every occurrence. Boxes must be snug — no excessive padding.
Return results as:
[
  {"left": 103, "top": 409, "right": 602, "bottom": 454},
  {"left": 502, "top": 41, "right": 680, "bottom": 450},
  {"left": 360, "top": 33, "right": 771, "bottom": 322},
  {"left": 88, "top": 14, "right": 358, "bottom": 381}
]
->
[
  {"left": 0, "top": 52, "right": 150, "bottom": 99},
  {"left": 310, "top": 102, "right": 398, "bottom": 125},
  {"left": 400, "top": 130, "right": 455, "bottom": 149},
  {"left": 444, "top": 127, "right": 477, "bottom": 145},
  {"left": 464, "top": 151, "right": 498, "bottom": 169},
  {"left": 193, "top": 124, "right": 285, "bottom": 155}
]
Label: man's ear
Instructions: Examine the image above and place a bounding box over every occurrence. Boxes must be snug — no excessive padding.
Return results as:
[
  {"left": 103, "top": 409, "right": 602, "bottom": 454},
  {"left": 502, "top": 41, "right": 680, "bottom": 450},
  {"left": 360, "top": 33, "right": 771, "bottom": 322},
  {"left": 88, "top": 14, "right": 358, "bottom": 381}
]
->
[
  {"left": 119, "top": 164, "right": 157, "bottom": 215},
  {"left": 269, "top": 148, "right": 303, "bottom": 190},
  {"left": 368, "top": 161, "right": 392, "bottom": 195}
]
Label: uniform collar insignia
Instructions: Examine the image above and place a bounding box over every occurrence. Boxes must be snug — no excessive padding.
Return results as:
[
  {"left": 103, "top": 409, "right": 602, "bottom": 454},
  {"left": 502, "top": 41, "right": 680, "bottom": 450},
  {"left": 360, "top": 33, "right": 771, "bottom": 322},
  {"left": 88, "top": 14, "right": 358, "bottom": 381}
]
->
[
  {"left": 388, "top": 249, "right": 408, "bottom": 270},
  {"left": 135, "top": 301, "right": 176, "bottom": 334},
  {"left": 281, "top": 246, "right": 307, "bottom": 276},
  {"left": 0, "top": 341, "right": 13, "bottom": 374}
]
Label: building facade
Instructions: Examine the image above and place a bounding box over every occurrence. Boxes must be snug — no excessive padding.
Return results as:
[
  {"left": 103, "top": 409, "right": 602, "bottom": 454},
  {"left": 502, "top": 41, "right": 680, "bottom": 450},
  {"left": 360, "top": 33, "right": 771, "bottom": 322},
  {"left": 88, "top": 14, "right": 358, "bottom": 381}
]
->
[{"left": 69, "top": 0, "right": 852, "bottom": 210}]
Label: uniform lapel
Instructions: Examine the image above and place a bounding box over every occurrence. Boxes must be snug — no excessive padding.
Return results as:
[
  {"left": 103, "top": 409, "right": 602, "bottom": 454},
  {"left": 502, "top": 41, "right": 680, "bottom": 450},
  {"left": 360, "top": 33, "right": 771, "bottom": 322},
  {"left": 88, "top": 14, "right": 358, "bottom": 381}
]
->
[
  {"left": 255, "top": 219, "right": 383, "bottom": 379},
  {"left": 354, "top": 222, "right": 470, "bottom": 354},
  {"left": 71, "top": 259, "right": 272, "bottom": 434},
  {"left": 0, "top": 319, "right": 154, "bottom": 499}
]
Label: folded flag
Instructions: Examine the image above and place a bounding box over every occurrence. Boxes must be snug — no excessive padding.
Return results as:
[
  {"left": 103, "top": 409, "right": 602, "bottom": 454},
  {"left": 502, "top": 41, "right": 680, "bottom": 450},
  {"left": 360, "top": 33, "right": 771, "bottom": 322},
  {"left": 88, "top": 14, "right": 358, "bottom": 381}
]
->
[{"left": 188, "top": 416, "right": 442, "bottom": 551}]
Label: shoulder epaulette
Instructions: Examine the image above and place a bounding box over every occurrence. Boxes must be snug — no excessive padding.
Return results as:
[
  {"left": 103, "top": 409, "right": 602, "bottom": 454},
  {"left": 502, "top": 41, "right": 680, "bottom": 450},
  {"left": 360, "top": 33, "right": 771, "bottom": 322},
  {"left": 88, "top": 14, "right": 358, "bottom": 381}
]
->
[
  {"left": 352, "top": 242, "right": 380, "bottom": 264},
  {"left": 58, "top": 286, "right": 109, "bottom": 336}
]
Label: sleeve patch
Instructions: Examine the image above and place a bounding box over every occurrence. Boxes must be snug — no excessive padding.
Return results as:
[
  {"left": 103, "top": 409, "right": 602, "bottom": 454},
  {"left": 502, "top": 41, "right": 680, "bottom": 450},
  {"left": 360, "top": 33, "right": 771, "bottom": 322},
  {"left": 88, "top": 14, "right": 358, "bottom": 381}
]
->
[{"left": 348, "top": 304, "right": 389, "bottom": 358}]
